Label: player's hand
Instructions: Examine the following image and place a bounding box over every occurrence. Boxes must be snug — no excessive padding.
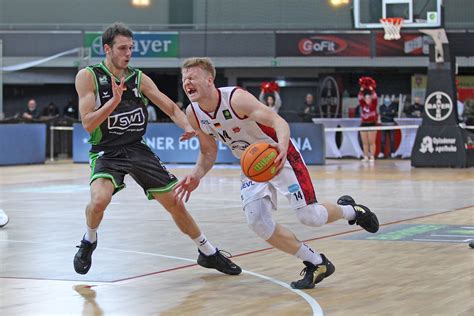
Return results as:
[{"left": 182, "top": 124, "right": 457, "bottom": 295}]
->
[
  {"left": 174, "top": 174, "right": 200, "bottom": 203},
  {"left": 179, "top": 128, "right": 196, "bottom": 141},
  {"left": 111, "top": 77, "right": 125, "bottom": 106},
  {"left": 270, "top": 143, "right": 287, "bottom": 172}
]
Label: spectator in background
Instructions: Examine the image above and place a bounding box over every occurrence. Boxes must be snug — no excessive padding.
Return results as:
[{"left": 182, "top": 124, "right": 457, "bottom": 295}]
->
[
  {"left": 378, "top": 96, "right": 398, "bottom": 158},
  {"left": 22, "top": 99, "right": 40, "bottom": 120},
  {"left": 301, "top": 93, "right": 320, "bottom": 121},
  {"left": 42, "top": 102, "right": 60, "bottom": 118},
  {"left": 258, "top": 91, "right": 282, "bottom": 113},
  {"left": 63, "top": 99, "right": 79, "bottom": 120},
  {"left": 404, "top": 96, "right": 424, "bottom": 118},
  {"left": 147, "top": 104, "right": 157, "bottom": 122},
  {"left": 358, "top": 87, "right": 378, "bottom": 162}
]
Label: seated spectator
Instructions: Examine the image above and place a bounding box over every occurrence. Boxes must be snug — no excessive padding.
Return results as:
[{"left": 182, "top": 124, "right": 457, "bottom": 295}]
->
[
  {"left": 22, "top": 99, "right": 40, "bottom": 120},
  {"left": 63, "top": 99, "right": 79, "bottom": 120},
  {"left": 404, "top": 96, "right": 424, "bottom": 118},
  {"left": 300, "top": 93, "right": 321, "bottom": 121},
  {"left": 42, "top": 102, "right": 60, "bottom": 118}
]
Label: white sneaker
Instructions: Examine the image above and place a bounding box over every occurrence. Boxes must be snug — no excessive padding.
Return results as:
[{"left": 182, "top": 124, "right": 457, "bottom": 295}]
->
[
  {"left": 361, "top": 156, "right": 369, "bottom": 162},
  {"left": 0, "top": 209, "right": 9, "bottom": 227},
  {"left": 369, "top": 156, "right": 375, "bottom": 162},
  {"left": 378, "top": 153, "right": 385, "bottom": 158},
  {"left": 391, "top": 153, "right": 397, "bottom": 158}
]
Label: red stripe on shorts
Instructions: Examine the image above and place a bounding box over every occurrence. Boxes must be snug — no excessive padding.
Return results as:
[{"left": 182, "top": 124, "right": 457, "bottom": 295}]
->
[{"left": 257, "top": 123, "right": 317, "bottom": 204}]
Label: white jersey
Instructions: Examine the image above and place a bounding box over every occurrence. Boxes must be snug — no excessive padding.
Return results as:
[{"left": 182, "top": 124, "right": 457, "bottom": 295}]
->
[
  {"left": 191, "top": 86, "right": 318, "bottom": 208},
  {"left": 190, "top": 86, "right": 276, "bottom": 159}
]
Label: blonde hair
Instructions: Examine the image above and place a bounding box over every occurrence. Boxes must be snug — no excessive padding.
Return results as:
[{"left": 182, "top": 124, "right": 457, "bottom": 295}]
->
[{"left": 181, "top": 57, "right": 216, "bottom": 79}]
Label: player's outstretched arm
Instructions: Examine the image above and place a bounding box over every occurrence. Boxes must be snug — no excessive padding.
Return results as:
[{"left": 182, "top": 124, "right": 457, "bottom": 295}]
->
[
  {"left": 174, "top": 105, "right": 218, "bottom": 203},
  {"left": 140, "top": 73, "right": 194, "bottom": 140},
  {"left": 76, "top": 69, "right": 124, "bottom": 133}
]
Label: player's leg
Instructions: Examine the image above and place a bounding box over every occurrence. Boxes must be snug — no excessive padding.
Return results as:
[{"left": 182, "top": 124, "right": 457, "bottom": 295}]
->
[
  {"left": 74, "top": 150, "right": 126, "bottom": 275},
  {"left": 243, "top": 196, "right": 334, "bottom": 289},
  {"left": 130, "top": 143, "right": 241, "bottom": 275}
]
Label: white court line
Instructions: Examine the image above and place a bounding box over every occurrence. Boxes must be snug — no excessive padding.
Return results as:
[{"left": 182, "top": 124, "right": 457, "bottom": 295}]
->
[
  {"left": 413, "top": 238, "right": 472, "bottom": 243},
  {"left": 461, "top": 227, "right": 474, "bottom": 229},
  {"left": 0, "top": 239, "right": 324, "bottom": 316},
  {"left": 431, "top": 234, "right": 474, "bottom": 238},
  {"left": 101, "top": 247, "right": 324, "bottom": 316}
]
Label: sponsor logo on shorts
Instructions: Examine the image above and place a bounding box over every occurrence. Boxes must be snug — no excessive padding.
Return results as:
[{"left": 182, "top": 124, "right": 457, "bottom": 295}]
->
[
  {"left": 288, "top": 184, "right": 300, "bottom": 193},
  {"left": 241, "top": 180, "right": 254, "bottom": 190},
  {"left": 108, "top": 108, "right": 145, "bottom": 130}
]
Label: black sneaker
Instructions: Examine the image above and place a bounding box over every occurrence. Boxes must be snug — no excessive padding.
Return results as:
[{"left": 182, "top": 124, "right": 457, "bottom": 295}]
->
[
  {"left": 74, "top": 236, "right": 97, "bottom": 275},
  {"left": 197, "top": 249, "right": 242, "bottom": 275},
  {"left": 337, "top": 195, "right": 379, "bottom": 233},
  {"left": 469, "top": 241, "right": 474, "bottom": 249},
  {"left": 290, "top": 254, "right": 335, "bottom": 289}
]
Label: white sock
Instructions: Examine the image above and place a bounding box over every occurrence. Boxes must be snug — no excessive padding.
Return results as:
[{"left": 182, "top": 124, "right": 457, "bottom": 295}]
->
[
  {"left": 295, "top": 243, "right": 323, "bottom": 265},
  {"left": 340, "top": 205, "right": 356, "bottom": 221},
  {"left": 193, "top": 234, "right": 217, "bottom": 256},
  {"left": 85, "top": 225, "right": 98, "bottom": 243}
]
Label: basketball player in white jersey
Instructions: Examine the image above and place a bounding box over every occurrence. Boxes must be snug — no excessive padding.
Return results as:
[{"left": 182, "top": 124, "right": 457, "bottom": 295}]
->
[{"left": 175, "top": 57, "right": 379, "bottom": 289}]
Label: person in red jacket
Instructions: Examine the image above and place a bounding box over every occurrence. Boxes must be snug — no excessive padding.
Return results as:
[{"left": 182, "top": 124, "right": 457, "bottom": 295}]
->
[{"left": 358, "top": 87, "right": 378, "bottom": 162}]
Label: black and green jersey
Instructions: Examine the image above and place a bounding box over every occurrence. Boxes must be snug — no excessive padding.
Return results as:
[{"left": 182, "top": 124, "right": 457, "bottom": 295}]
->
[{"left": 86, "top": 61, "right": 149, "bottom": 149}]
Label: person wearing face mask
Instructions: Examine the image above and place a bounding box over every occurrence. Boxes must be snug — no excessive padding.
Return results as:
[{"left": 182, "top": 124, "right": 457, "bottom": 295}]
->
[{"left": 378, "top": 96, "right": 398, "bottom": 158}]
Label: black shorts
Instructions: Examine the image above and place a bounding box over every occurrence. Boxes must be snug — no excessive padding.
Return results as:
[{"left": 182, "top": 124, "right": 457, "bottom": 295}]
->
[
  {"left": 89, "top": 142, "right": 177, "bottom": 200},
  {"left": 361, "top": 122, "right": 377, "bottom": 127}
]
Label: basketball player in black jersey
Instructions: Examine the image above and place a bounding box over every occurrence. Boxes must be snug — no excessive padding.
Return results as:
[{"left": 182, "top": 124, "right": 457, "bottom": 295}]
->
[{"left": 73, "top": 22, "right": 241, "bottom": 276}]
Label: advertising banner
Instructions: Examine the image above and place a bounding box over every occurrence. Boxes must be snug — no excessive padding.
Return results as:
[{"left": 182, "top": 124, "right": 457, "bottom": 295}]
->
[
  {"left": 73, "top": 123, "right": 325, "bottom": 165},
  {"left": 376, "top": 33, "right": 430, "bottom": 56},
  {"left": 0, "top": 124, "right": 46, "bottom": 165},
  {"left": 276, "top": 33, "right": 370, "bottom": 57},
  {"left": 84, "top": 32, "right": 179, "bottom": 58}
]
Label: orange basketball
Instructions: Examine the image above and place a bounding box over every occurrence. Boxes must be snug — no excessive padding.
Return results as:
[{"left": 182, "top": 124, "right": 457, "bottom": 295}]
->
[{"left": 241, "top": 143, "right": 279, "bottom": 182}]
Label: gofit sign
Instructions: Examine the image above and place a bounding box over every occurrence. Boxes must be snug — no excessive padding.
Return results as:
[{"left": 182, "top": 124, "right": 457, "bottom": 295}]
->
[{"left": 84, "top": 32, "right": 179, "bottom": 58}]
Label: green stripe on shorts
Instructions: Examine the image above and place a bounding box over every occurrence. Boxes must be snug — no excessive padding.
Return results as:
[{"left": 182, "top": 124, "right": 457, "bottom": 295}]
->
[{"left": 146, "top": 179, "right": 178, "bottom": 200}]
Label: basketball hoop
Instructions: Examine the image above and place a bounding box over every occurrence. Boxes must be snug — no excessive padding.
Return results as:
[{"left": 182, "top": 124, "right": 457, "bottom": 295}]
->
[{"left": 380, "top": 18, "right": 404, "bottom": 41}]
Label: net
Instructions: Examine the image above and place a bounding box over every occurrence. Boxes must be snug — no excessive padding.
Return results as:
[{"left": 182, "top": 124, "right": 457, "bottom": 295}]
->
[{"left": 380, "top": 17, "right": 404, "bottom": 40}]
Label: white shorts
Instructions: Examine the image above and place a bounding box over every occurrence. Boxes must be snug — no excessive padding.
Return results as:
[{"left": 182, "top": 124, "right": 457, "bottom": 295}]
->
[{"left": 240, "top": 151, "right": 317, "bottom": 210}]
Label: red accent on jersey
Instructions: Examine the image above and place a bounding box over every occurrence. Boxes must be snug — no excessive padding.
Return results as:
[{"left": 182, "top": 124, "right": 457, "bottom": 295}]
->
[
  {"left": 229, "top": 87, "right": 248, "bottom": 120},
  {"left": 257, "top": 123, "right": 317, "bottom": 204},
  {"left": 190, "top": 105, "right": 201, "bottom": 129},
  {"left": 199, "top": 88, "right": 221, "bottom": 119}
]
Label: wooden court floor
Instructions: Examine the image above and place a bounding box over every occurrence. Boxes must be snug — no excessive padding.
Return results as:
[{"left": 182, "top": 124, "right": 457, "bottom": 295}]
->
[{"left": 0, "top": 159, "right": 473, "bottom": 315}]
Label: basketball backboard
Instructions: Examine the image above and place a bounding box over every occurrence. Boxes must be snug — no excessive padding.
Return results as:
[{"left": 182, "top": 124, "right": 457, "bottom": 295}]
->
[{"left": 353, "top": 0, "right": 443, "bottom": 29}]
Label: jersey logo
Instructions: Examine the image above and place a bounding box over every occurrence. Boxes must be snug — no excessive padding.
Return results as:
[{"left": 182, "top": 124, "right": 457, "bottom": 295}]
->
[
  {"left": 230, "top": 140, "right": 250, "bottom": 151},
  {"left": 214, "top": 122, "right": 222, "bottom": 128},
  {"left": 99, "top": 75, "right": 108, "bottom": 85},
  {"left": 232, "top": 127, "right": 241, "bottom": 133},
  {"left": 108, "top": 108, "right": 145, "bottom": 130},
  {"left": 223, "top": 109, "right": 232, "bottom": 120}
]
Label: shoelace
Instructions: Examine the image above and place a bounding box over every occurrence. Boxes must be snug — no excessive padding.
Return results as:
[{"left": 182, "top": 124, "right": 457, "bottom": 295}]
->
[{"left": 216, "top": 250, "right": 234, "bottom": 265}]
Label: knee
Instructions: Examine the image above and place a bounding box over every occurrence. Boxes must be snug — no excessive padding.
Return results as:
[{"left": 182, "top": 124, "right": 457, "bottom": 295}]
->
[
  {"left": 244, "top": 198, "right": 276, "bottom": 240},
  {"left": 89, "top": 195, "right": 111, "bottom": 213},
  {"left": 296, "top": 204, "right": 328, "bottom": 227}
]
